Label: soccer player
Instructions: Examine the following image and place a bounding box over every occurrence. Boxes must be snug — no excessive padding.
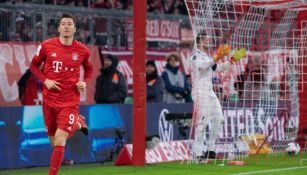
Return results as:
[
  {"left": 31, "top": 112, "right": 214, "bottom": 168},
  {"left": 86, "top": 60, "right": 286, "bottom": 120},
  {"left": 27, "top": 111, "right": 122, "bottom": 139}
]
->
[
  {"left": 30, "top": 13, "right": 93, "bottom": 175},
  {"left": 190, "top": 32, "right": 244, "bottom": 160}
]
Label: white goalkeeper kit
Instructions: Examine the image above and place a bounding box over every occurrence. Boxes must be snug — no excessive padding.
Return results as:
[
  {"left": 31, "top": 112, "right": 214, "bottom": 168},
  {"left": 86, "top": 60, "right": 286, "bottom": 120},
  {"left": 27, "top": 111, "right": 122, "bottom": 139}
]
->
[{"left": 190, "top": 49, "right": 230, "bottom": 156}]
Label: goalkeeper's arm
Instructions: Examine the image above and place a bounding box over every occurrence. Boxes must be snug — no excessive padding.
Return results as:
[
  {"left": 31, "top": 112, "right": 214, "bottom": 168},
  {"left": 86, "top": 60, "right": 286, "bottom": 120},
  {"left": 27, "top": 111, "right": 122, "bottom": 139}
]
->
[
  {"left": 230, "top": 48, "right": 246, "bottom": 64},
  {"left": 210, "top": 44, "right": 231, "bottom": 72},
  {"left": 214, "top": 44, "right": 231, "bottom": 62},
  {"left": 214, "top": 62, "right": 230, "bottom": 72},
  {"left": 212, "top": 47, "right": 246, "bottom": 72}
]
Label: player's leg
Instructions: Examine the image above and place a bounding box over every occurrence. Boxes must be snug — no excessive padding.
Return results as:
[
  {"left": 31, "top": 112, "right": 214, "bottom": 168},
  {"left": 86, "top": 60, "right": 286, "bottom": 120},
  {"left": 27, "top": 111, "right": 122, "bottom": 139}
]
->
[
  {"left": 194, "top": 116, "right": 210, "bottom": 156},
  {"left": 42, "top": 104, "right": 66, "bottom": 175},
  {"left": 57, "top": 106, "right": 88, "bottom": 138},
  {"left": 42, "top": 104, "right": 57, "bottom": 147},
  {"left": 77, "top": 115, "right": 89, "bottom": 135},
  {"left": 194, "top": 116, "right": 209, "bottom": 153},
  {"left": 49, "top": 136, "right": 55, "bottom": 146},
  {"left": 207, "top": 96, "right": 224, "bottom": 158},
  {"left": 192, "top": 98, "right": 203, "bottom": 156},
  {"left": 49, "top": 128, "right": 68, "bottom": 175},
  {"left": 48, "top": 106, "right": 78, "bottom": 175},
  {"left": 193, "top": 95, "right": 211, "bottom": 157},
  {"left": 53, "top": 129, "right": 69, "bottom": 146}
]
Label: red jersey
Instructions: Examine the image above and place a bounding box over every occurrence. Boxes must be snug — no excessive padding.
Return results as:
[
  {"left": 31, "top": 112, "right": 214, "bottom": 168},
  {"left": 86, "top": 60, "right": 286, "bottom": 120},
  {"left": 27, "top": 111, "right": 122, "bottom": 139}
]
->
[{"left": 30, "top": 37, "right": 93, "bottom": 107}]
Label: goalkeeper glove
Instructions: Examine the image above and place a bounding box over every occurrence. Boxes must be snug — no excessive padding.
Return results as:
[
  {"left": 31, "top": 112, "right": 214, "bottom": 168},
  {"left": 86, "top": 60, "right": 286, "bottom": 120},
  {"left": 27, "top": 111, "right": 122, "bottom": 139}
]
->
[
  {"left": 214, "top": 44, "right": 231, "bottom": 62},
  {"left": 230, "top": 48, "right": 246, "bottom": 64}
]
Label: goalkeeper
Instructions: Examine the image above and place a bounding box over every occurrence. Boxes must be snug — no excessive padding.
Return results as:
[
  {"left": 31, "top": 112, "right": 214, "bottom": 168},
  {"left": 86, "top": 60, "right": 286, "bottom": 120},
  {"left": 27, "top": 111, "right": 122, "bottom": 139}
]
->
[{"left": 190, "top": 32, "right": 245, "bottom": 159}]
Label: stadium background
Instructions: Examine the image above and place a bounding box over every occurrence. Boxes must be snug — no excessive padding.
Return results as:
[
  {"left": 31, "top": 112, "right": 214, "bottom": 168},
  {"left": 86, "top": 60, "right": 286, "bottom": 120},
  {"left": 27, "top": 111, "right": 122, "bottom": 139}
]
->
[
  {"left": 0, "top": 1, "right": 194, "bottom": 169},
  {"left": 0, "top": 1, "right": 306, "bottom": 174}
]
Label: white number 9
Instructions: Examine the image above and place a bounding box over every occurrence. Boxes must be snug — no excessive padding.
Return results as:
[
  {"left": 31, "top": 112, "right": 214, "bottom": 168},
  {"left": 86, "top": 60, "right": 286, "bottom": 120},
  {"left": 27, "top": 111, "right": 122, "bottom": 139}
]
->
[{"left": 69, "top": 114, "right": 74, "bottom": 125}]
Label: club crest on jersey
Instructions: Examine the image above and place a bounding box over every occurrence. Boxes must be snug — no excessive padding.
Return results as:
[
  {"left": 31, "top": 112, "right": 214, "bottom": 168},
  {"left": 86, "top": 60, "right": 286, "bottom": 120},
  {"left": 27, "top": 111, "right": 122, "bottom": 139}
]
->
[{"left": 72, "top": 53, "right": 79, "bottom": 61}]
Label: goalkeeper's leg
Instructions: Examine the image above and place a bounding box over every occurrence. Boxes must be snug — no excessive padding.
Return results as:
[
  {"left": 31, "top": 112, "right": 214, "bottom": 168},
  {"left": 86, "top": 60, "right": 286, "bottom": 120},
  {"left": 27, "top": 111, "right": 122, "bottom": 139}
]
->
[
  {"left": 207, "top": 98, "right": 224, "bottom": 152},
  {"left": 193, "top": 116, "right": 209, "bottom": 156},
  {"left": 192, "top": 96, "right": 211, "bottom": 157},
  {"left": 207, "top": 117, "right": 223, "bottom": 151}
]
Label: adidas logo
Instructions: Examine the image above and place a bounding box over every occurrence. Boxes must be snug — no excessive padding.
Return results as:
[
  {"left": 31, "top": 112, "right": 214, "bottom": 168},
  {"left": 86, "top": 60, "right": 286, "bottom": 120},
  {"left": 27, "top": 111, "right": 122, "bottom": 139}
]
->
[
  {"left": 67, "top": 126, "right": 72, "bottom": 131},
  {"left": 51, "top": 53, "right": 57, "bottom": 57}
]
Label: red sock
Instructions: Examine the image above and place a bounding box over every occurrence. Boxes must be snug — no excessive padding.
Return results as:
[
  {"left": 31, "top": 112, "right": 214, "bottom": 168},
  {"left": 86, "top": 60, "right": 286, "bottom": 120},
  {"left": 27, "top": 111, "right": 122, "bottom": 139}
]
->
[{"left": 49, "top": 146, "right": 65, "bottom": 175}]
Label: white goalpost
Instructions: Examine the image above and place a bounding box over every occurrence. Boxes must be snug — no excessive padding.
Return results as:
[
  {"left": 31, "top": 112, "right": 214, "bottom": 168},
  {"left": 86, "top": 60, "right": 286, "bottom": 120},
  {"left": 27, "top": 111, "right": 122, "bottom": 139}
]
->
[{"left": 184, "top": 0, "right": 307, "bottom": 162}]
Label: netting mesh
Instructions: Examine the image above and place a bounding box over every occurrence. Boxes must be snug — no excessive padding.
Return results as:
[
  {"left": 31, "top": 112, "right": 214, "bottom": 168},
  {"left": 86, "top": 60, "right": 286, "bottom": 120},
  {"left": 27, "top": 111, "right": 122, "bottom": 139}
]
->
[{"left": 185, "top": 0, "right": 307, "bottom": 162}]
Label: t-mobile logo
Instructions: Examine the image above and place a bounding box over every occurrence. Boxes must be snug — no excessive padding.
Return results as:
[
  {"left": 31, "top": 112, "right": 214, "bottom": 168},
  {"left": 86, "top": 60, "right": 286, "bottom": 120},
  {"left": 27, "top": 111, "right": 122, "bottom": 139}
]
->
[{"left": 53, "top": 61, "right": 63, "bottom": 73}]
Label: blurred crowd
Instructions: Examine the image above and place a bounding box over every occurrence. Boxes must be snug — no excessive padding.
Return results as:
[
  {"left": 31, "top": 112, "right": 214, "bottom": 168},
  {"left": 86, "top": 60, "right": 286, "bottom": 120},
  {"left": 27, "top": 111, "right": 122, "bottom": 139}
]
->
[
  {"left": 2, "top": 0, "right": 249, "bottom": 106},
  {"left": 19, "top": 52, "right": 194, "bottom": 105},
  {"left": 21, "top": 50, "right": 271, "bottom": 106},
  {"left": 0, "top": 0, "right": 189, "bottom": 46},
  {"left": 0, "top": 0, "right": 188, "bottom": 15}
]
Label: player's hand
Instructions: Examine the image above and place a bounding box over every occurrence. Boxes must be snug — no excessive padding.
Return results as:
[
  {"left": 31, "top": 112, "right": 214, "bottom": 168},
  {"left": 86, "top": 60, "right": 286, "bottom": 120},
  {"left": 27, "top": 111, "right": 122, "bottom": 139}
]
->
[
  {"left": 44, "top": 79, "right": 61, "bottom": 90},
  {"left": 76, "top": 81, "right": 86, "bottom": 92},
  {"left": 230, "top": 48, "right": 246, "bottom": 64},
  {"left": 214, "top": 44, "right": 231, "bottom": 62}
]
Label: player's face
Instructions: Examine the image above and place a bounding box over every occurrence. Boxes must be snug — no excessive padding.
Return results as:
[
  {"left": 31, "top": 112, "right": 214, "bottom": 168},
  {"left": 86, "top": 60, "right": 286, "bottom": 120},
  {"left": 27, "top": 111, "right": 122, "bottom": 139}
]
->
[
  {"left": 200, "top": 35, "right": 212, "bottom": 51},
  {"left": 58, "top": 18, "right": 76, "bottom": 38}
]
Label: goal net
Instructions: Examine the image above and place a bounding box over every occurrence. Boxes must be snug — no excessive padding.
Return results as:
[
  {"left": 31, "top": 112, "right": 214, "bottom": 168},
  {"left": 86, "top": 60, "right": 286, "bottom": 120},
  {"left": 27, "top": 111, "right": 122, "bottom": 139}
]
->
[{"left": 185, "top": 0, "right": 307, "bottom": 161}]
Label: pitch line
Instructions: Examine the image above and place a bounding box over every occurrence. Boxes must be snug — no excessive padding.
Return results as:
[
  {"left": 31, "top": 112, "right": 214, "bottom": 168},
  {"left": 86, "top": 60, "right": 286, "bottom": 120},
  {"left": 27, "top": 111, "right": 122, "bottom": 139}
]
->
[{"left": 231, "top": 166, "right": 307, "bottom": 175}]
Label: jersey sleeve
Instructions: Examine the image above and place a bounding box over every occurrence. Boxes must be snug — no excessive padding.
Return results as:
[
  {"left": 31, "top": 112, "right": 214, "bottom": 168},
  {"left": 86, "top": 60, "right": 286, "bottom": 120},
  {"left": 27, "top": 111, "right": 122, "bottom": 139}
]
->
[
  {"left": 82, "top": 50, "right": 93, "bottom": 82},
  {"left": 216, "top": 61, "right": 231, "bottom": 72},
  {"left": 192, "top": 54, "right": 215, "bottom": 71},
  {"left": 30, "top": 44, "right": 46, "bottom": 82}
]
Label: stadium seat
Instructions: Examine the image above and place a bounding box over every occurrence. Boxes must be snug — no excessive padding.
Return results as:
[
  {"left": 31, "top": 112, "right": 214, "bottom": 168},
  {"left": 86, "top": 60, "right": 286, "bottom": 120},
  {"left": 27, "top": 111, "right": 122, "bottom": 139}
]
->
[
  {"left": 20, "top": 106, "right": 51, "bottom": 166},
  {"left": 88, "top": 105, "right": 124, "bottom": 161}
]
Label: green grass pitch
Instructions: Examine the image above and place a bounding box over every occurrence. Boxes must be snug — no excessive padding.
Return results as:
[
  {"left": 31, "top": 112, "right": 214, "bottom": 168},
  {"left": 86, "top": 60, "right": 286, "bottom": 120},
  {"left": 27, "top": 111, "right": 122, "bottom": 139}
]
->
[{"left": 1, "top": 153, "right": 307, "bottom": 175}]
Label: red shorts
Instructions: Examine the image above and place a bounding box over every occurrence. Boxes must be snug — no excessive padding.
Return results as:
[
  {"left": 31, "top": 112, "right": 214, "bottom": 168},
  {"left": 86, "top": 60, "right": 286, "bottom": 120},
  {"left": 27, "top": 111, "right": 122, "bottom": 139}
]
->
[{"left": 43, "top": 104, "right": 79, "bottom": 136}]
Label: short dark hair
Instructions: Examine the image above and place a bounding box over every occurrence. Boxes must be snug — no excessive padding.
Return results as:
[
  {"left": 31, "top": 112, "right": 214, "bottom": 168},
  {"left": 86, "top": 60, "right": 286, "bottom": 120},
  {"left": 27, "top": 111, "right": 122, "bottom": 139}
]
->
[{"left": 59, "top": 13, "right": 76, "bottom": 26}]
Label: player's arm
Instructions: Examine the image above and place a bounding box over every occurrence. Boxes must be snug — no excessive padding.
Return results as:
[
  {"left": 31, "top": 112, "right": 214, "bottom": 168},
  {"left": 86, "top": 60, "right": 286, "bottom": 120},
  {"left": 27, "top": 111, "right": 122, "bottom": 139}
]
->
[
  {"left": 76, "top": 54, "right": 93, "bottom": 92},
  {"left": 30, "top": 44, "right": 46, "bottom": 83},
  {"left": 195, "top": 44, "right": 231, "bottom": 71},
  {"left": 213, "top": 62, "right": 231, "bottom": 73},
  {"left": 213, "top": 47, "right": 246, "bottom": 72},
  {"left": 229, "top": 48, "right": 246, "bottom": 64},
  {"left": 82, "top": 50, "right": 94, "bottom": 82},
  {"left": 30, "top": 44, "right": 61, "bottom": 90},
  {"left": 214, "top": 44, "right": 231, "bottom": 62},
  {"left": 194, "top": 57, "right": 216, "bottom": 71}
]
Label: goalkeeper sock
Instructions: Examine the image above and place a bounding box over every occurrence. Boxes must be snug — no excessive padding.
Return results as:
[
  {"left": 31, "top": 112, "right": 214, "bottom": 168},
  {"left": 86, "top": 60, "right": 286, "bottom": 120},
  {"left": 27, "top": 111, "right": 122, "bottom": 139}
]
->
[
  {"left": 194, "top": 127, "right": 205, "bottom": 156},
  {"left": 208, "top": 117, "right": 223, "bottom": 151},
  {"left": 193, "top": 117, "right": 209, "bottom": 156},
  {"left": 49, "top": 146, "right": 65, "bottom": 175}
]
